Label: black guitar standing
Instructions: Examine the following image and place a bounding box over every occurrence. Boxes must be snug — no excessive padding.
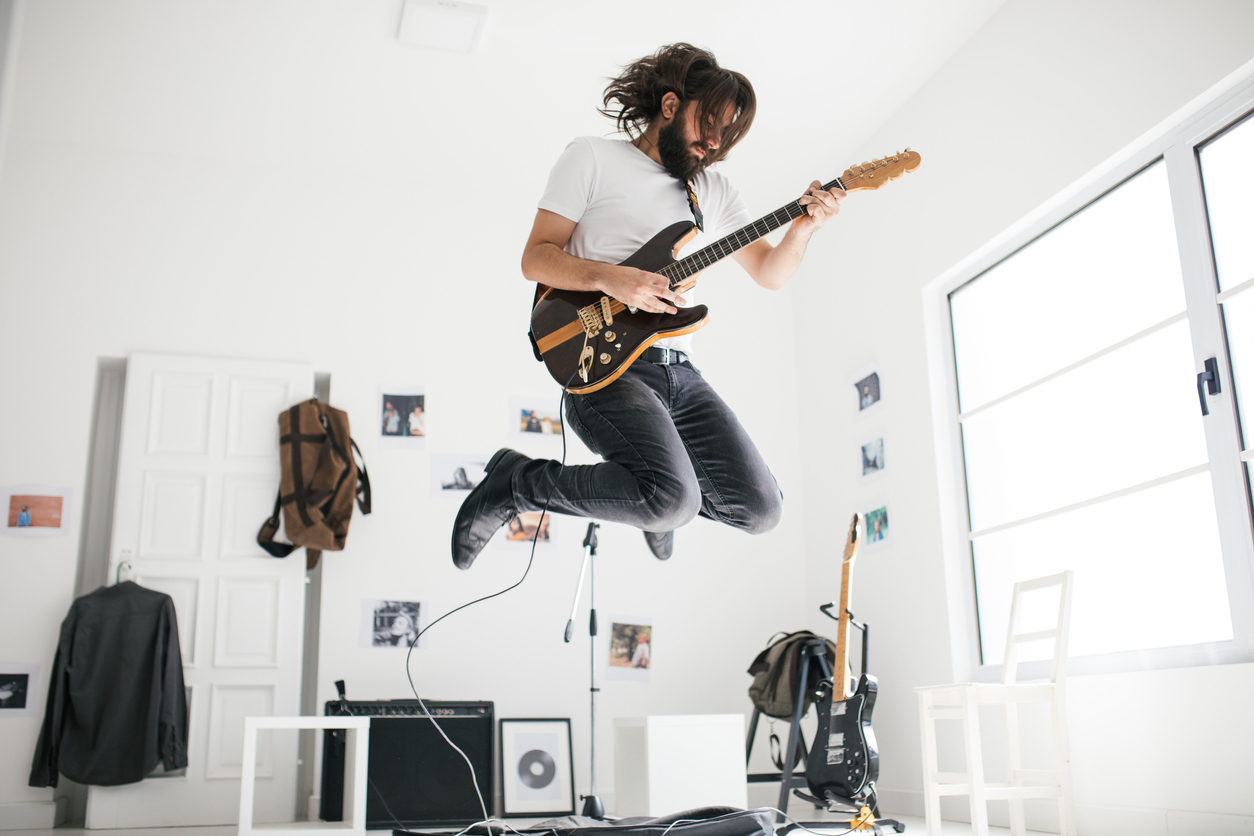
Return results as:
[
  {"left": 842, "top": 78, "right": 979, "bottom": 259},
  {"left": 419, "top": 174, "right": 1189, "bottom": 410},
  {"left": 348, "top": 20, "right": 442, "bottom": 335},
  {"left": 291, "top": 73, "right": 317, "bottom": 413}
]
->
[{"left": 804, "top": 514, "right": 882, "bottom": 809}]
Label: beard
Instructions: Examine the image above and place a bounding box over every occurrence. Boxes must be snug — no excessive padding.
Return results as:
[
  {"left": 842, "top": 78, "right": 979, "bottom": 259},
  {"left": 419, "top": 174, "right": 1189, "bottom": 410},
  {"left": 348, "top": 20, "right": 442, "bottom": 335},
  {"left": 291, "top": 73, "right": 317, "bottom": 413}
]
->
[{"left": 656, "top": 113, "right": 706, "bottom": 181}]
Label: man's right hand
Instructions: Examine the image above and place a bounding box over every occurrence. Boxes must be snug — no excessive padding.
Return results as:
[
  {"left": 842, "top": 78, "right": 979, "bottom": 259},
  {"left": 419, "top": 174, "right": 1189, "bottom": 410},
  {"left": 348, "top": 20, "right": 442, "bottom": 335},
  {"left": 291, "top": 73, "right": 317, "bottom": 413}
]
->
[
  {"left": 600, "top": 266, "right": 686, "bottom": 315},
  {"left": 522, "top": 209, "right": 686, "bottom": 313}
]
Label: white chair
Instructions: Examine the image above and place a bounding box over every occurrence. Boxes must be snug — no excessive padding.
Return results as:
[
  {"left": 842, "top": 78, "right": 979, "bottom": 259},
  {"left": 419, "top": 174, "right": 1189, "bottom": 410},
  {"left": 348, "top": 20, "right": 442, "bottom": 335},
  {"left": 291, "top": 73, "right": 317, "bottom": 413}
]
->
[{"left": 915, "top": 570, "right": 1076, "bottom": 836}]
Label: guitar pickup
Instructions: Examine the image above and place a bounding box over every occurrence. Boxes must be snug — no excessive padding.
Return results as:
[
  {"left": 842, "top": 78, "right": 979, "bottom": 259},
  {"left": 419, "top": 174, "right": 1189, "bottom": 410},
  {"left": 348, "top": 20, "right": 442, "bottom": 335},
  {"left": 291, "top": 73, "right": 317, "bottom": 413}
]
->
[{"left": 599, "top": 296, "right": 613, "bottom": 326}]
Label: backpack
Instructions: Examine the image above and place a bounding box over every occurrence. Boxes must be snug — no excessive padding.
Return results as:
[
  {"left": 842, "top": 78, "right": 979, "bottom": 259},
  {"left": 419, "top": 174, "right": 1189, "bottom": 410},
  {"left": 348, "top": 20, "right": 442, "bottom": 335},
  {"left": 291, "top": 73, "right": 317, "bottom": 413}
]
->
[
  {"left": 745, "top": 630, "right": 837, "bottom": 720},
  {"left": 257, "top": 398, "right": 371, "bottom": 568}
]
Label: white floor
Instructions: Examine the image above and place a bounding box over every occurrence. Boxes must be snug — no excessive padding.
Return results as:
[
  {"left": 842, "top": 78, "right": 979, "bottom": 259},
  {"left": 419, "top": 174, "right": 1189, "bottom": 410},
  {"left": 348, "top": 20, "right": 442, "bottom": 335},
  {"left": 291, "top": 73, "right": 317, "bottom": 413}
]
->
[{"left": 1, "top": 814, "right": 1056, "bottom": 836}]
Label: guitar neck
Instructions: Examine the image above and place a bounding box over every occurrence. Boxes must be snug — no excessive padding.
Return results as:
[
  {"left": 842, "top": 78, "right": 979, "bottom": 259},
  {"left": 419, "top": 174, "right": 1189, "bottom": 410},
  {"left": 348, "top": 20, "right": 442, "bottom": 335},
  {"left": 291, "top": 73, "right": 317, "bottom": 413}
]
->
[
  {"left": 832, "top": 557, "right": 855, "bottom": 700},
  {"left": 663, "top": 175, "right": 847, "bottom": 285}
]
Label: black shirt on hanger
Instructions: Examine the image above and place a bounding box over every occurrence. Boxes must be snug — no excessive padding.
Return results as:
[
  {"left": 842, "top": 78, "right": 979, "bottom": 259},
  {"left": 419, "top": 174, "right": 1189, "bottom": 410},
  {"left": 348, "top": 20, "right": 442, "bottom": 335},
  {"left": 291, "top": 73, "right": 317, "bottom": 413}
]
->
[{"left": 29, "top": 581, "right": 188, "bottom": 787}]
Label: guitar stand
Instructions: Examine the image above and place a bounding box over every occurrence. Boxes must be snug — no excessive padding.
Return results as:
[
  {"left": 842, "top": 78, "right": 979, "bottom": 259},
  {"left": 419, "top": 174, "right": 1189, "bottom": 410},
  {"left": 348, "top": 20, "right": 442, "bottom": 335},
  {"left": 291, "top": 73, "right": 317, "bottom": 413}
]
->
[{"left": 745, "top": 612, "right": 904, "bottom": 835}]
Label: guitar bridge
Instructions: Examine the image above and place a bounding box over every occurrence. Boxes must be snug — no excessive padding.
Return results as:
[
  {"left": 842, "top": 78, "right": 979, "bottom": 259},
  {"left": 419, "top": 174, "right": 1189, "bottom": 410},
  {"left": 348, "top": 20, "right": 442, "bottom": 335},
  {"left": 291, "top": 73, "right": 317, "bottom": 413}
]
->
[{"left": 577, "top": 304, "right": 603, "bottom": 338}]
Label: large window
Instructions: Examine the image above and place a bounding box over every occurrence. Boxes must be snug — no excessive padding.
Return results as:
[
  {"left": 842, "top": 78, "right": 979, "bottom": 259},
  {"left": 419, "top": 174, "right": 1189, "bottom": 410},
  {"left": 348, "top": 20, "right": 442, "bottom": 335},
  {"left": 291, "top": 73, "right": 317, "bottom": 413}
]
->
[{"left": 926, "top": 75, "right": 1254, "bottom": 675}]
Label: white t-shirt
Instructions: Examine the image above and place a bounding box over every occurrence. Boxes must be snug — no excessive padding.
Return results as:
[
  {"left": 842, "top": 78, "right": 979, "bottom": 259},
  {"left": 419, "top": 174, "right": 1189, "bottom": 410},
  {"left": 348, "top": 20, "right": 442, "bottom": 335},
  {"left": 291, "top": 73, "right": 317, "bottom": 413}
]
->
[{"left": 537, "top": 136, "right": 751, "bottom": 356}]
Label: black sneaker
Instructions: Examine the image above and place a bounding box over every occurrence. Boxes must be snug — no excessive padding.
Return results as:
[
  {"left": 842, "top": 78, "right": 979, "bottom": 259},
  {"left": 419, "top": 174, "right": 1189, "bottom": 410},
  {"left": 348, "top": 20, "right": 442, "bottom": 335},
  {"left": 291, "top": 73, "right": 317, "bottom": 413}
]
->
[
  {"left": 451, "top": 449, "right": 530, "bottom": 570},
  {"left": 643, "top": 530, "right": 673, "bottom": 560}
]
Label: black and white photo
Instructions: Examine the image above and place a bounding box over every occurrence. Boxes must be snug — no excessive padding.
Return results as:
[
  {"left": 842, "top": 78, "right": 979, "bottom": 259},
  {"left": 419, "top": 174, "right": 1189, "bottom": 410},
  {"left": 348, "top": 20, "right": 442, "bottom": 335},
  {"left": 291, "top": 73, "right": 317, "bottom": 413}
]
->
[
  {"left": 431, "top": 454, "right": 487, "bottom": 497},
  {"left": 0, "top": 664, "right": 38, "bottom": 716},
  {"left": 359, "top": 599, "right": 424, "bottom": 648}
]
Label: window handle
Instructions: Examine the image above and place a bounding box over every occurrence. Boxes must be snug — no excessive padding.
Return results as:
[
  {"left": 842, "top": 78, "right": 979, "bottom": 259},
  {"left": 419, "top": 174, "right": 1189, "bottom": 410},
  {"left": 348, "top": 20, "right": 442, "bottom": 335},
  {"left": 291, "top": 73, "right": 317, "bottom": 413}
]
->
[{"left": 1197, "top": 357, "right": 1221, "bottom": 416}]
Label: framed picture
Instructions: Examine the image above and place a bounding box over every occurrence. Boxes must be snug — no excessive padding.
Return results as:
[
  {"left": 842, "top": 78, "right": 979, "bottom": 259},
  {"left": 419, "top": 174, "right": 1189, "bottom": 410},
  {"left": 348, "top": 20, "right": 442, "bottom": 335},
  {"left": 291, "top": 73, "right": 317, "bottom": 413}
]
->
[
  {"left": 0, "top": 663, "right": 39, "bottom": 717},
  {"left": 3, "top": 487, "right": 72, "bottom": 537},
  {"left": 848, "top": 366, "right": 882, "bottom": 414},
  {"left": 862, "top": 498, "right": 891, "bottom": 549},
  {"left": 859, "top": 433, "right": 885, "bottom": 478},
  {"left": 509, "top": 396, "right": 564, "bottom": 441},
  {"left": 499, "top": 718, "right": 574, "bottom": 817},
  {"left": 358, "top": 599, "right": 425, "bottom": 649},
  {"left": 380, "top": 386, "right": 426, "bottom": 448},
  {"left": 431, "top": 453, "right": 488, "bottom": 497},
  {"left": 504, "top": 512, "right": 552, "bottom": 545}
]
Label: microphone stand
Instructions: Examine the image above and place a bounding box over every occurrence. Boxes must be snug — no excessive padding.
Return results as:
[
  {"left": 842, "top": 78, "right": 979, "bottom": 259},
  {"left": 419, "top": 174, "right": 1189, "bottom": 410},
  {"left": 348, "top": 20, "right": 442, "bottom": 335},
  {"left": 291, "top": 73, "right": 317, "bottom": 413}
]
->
[{"left": 564, "top": 522, "right": 605, "bottom": 819}]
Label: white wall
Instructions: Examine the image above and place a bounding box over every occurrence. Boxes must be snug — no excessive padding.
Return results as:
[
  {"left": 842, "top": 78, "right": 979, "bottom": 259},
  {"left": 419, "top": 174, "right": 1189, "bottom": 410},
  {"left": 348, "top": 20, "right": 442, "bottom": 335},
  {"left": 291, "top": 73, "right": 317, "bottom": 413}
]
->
[
  {"left": 791, "top": 2, "right": 1254, "bottom": 835},
  {"left": 0, "top": 0, "right": 836, "bottom": 822},
  {"left": 5, "top": 1, "right": 1253, "bottom": 833}
]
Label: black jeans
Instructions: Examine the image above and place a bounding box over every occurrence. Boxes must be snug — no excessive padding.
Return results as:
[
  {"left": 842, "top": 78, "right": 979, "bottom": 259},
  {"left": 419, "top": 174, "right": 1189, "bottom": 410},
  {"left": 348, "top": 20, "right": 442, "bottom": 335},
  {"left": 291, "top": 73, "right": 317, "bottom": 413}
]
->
[{"left": 510, "top": 359, "right": 783, "bottom": 534}]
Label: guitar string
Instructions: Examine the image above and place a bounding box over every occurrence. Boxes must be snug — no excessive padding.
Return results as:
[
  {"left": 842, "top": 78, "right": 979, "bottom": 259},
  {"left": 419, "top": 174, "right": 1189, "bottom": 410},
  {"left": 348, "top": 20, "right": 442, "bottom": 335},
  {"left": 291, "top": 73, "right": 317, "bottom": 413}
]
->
[{"left": 661, "top": 174, "right": 853, "bottom": 286}]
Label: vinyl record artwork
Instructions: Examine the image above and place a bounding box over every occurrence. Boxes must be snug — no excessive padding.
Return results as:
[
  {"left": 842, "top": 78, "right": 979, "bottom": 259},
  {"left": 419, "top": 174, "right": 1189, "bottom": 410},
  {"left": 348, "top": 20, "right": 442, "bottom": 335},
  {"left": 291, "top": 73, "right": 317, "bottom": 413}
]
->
[{"left": 499, "top": 718, "right": 574, "bottom": 817}]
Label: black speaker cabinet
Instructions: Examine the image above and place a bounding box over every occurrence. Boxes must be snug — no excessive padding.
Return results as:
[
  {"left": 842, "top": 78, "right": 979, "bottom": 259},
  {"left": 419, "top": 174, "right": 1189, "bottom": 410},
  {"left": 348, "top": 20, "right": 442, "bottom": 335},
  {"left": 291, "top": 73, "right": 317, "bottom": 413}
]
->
[{"left": 320, "top": 700, "right": 494, "bottom": 828}]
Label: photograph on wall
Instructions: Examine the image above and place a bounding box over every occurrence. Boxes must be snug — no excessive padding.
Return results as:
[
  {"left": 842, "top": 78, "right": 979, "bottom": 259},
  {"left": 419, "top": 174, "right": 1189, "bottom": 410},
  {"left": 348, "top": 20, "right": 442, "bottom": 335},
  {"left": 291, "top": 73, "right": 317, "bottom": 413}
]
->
[
  {"left": 850, "top": 368, "right": 882, "bottom": 413},
  {"left": 862, "top": 499, "right": 891, "bottom": 549},
  {"left": 431, "top": 453, "right": 487, "bottom": 497},
  {"left": 380, "top": 386, "right": 426, "bottom": 448},
  {"left": 606, "top": 619, "right": 652, "bottom": 683},
  {"left": 504, "top": 512, "right": 552, "bottom": 544},
  {"left": 2, "top": 487, "right": 71, "bottom": 537},
  {"left": 359, "top": 599, "right": 425, "bottom": 649},
  {"left": 0, "top": 663, "right": 39, "bottom": 716},
  {"left": 499, "top": 718, "right": 574, "bottom": 817},
  {"left": 860, "top": 434, "right": 885, "bottom": 478},
  {"left": 509, "top": 396, "right": 564, "bottom": 441}
]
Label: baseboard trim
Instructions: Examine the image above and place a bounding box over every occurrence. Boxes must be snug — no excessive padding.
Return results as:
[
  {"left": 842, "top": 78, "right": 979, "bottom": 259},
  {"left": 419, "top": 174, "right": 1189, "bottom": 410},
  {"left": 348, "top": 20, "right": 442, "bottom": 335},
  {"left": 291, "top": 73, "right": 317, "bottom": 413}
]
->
[{"left": 0, "top": 798, "right": 67, "bottom": 830}]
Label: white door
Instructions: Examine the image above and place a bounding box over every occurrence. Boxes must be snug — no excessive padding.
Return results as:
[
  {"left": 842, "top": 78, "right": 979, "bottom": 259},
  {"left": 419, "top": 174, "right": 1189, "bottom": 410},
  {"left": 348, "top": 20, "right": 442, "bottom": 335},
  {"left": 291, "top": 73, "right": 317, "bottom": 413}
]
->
[{"left": 86, "top": 353, "right": 313, "bottom": 828}]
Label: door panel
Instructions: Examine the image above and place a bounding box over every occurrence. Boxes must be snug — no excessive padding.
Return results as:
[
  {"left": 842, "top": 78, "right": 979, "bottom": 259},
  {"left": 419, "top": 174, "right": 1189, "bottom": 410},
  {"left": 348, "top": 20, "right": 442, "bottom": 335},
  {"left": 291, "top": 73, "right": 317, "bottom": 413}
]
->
[{"left": 87, "top": 353, "right": 312, "bottom": 828}]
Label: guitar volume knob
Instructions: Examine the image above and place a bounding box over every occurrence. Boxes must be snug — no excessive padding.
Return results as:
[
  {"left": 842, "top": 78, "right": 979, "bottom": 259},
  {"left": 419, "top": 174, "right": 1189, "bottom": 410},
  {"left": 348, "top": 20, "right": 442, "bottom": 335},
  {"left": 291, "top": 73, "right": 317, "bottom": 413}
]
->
[{"left": 599, "top": 353, "right": 611, "bottom": 364}]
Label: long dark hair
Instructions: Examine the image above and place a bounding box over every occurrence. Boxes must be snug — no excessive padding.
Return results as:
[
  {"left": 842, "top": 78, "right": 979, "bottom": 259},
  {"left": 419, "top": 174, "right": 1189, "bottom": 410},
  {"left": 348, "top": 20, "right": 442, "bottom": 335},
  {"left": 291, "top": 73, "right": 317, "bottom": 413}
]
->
[{"left": 601, "top": 43, "right": 756, "bottom": 166}]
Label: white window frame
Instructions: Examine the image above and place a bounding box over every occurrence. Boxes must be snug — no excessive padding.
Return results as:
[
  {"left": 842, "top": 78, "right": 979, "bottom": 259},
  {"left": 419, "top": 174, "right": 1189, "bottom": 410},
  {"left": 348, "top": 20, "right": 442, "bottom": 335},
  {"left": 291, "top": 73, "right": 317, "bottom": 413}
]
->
[{"left": 923, "top": 59, "right": 1254, "bottom": 682}]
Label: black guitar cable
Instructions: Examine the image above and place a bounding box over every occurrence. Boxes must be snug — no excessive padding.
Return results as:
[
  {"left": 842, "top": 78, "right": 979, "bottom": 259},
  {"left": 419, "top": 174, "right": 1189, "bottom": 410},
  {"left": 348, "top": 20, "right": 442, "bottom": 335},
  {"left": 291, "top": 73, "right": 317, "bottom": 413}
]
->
[{"left": 384, "top": 368, "right": 581, "bottom": 830}]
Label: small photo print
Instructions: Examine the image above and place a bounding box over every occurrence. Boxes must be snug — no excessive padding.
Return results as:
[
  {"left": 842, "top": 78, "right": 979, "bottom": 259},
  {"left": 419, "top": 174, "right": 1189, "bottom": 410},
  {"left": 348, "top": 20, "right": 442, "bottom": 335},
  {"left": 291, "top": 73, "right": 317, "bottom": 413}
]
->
[
  {"left": 431, "top": 453, "right": 487, "bottom": 497},
  {"left": 3, "top": 487, "right": 71, "bottom": 537},
  {"left": 0, "top": 664, "right": 38, "bottom": 716},
  {"left": 606, "top": 620, "right": 652, "bottom": 682},
  {"left": 510, "top": 396, "right": 564, "bottom": 440},
  {"left": 381, "top": 386, "right": 425, "bottom": 448},
  {"left": 505, "top": 512, "right": 551, "bottom": 543},
  {"left": 861, "top": 437, "right": 885, "bottom": 477},
  {"left": 864, "top": 504, "right": 890, "bottom": 547},
  {"left": 360, "top": 599, "right": 424, "bottom": 649},
  {"left": 0, "top": 674, "right": 29, "bottom": 709},
  {"left": 855, "top": 372, "right": 881, "bottom": 411}
]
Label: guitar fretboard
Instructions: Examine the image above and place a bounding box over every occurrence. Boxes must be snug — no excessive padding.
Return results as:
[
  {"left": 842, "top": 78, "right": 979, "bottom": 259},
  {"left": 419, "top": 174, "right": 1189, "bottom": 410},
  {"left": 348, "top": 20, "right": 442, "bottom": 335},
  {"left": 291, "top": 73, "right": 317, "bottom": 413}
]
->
[{"left": 661, "top": 176, "right": 847, "bottom": 285}]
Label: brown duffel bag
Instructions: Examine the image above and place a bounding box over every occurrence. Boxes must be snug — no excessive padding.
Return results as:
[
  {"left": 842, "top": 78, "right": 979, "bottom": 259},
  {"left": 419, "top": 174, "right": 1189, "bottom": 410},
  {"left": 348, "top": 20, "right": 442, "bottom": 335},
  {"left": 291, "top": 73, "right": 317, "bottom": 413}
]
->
[{"left": 257, "top": 398, "right": 371, "bottom": 568}]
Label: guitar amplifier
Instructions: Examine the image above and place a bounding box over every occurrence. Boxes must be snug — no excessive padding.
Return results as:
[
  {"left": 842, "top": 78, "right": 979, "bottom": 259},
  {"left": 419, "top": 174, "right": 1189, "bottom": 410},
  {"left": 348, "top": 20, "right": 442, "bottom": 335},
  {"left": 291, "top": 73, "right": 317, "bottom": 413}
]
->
[{"left": 320, "top": 699, "right": 494, "bottom": 828}]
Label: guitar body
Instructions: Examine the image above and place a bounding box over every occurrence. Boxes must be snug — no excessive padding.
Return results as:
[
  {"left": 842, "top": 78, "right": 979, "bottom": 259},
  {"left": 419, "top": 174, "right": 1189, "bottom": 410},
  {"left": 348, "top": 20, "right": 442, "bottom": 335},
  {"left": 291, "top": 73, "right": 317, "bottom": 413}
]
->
[
  {"left": 805, "top": 672, "right": 880, "bottom": 803},
  {"left": 530, "top": 221, "right": 709, "bottom": 394}
]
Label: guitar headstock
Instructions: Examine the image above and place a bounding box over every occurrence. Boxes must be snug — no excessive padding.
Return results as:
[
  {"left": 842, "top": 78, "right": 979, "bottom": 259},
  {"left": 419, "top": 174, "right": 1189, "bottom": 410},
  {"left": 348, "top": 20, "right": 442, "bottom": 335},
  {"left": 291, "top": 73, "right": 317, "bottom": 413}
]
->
[
  {"left": 841, "top": 513, "right": 864, "bottom": 564},
  {"left": 840, "top": 148, "right": 921, "bottom": 192}
]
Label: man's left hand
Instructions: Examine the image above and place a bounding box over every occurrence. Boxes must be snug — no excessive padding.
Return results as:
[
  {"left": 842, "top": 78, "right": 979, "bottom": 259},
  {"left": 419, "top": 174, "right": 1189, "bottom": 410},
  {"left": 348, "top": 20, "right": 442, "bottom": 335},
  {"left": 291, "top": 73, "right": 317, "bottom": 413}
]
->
[{"left": 795, "top": 180, "right": 846, "bottom": 235}]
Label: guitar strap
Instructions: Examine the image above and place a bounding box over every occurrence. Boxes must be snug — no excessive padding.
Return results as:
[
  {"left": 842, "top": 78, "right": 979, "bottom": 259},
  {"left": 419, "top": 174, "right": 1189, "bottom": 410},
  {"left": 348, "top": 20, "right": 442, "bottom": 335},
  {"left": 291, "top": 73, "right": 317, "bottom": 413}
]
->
[{"left": 684, "top": 177, "right": 704, "bottom": 232}]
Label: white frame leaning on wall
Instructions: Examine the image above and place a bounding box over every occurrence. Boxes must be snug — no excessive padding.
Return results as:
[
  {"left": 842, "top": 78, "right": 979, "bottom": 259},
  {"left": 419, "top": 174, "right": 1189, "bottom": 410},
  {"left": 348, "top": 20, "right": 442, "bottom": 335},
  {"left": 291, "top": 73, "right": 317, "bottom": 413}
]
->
[{"left": 923, "top": 58, "right": 1254, "bottom": 682}]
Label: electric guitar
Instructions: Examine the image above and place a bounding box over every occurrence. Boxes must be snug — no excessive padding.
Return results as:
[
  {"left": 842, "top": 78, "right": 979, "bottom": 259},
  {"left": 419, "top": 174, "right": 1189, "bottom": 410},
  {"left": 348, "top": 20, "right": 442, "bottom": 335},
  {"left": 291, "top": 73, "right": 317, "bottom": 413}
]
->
[
  {"left": 804, "top": 513, "right": 880, "bottom": 805},
  {"left": 528, "top": 150, "right": 921, "bottom": 393}
]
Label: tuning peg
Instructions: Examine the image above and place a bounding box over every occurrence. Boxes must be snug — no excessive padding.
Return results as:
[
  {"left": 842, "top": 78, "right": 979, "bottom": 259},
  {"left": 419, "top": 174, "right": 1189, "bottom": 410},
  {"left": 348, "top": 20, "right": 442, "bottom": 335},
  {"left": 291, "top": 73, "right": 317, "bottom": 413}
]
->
[{"left": 904, "top": 147, "right": 911, "bottom": 153}]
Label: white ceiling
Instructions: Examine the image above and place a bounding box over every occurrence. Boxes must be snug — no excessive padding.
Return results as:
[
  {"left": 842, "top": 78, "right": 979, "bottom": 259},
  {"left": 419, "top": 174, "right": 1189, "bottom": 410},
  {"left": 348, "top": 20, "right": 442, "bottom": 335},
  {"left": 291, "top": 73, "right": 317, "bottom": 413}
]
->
[{"left": 12, "top": 0, "right": 998, "bottom": 162}]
